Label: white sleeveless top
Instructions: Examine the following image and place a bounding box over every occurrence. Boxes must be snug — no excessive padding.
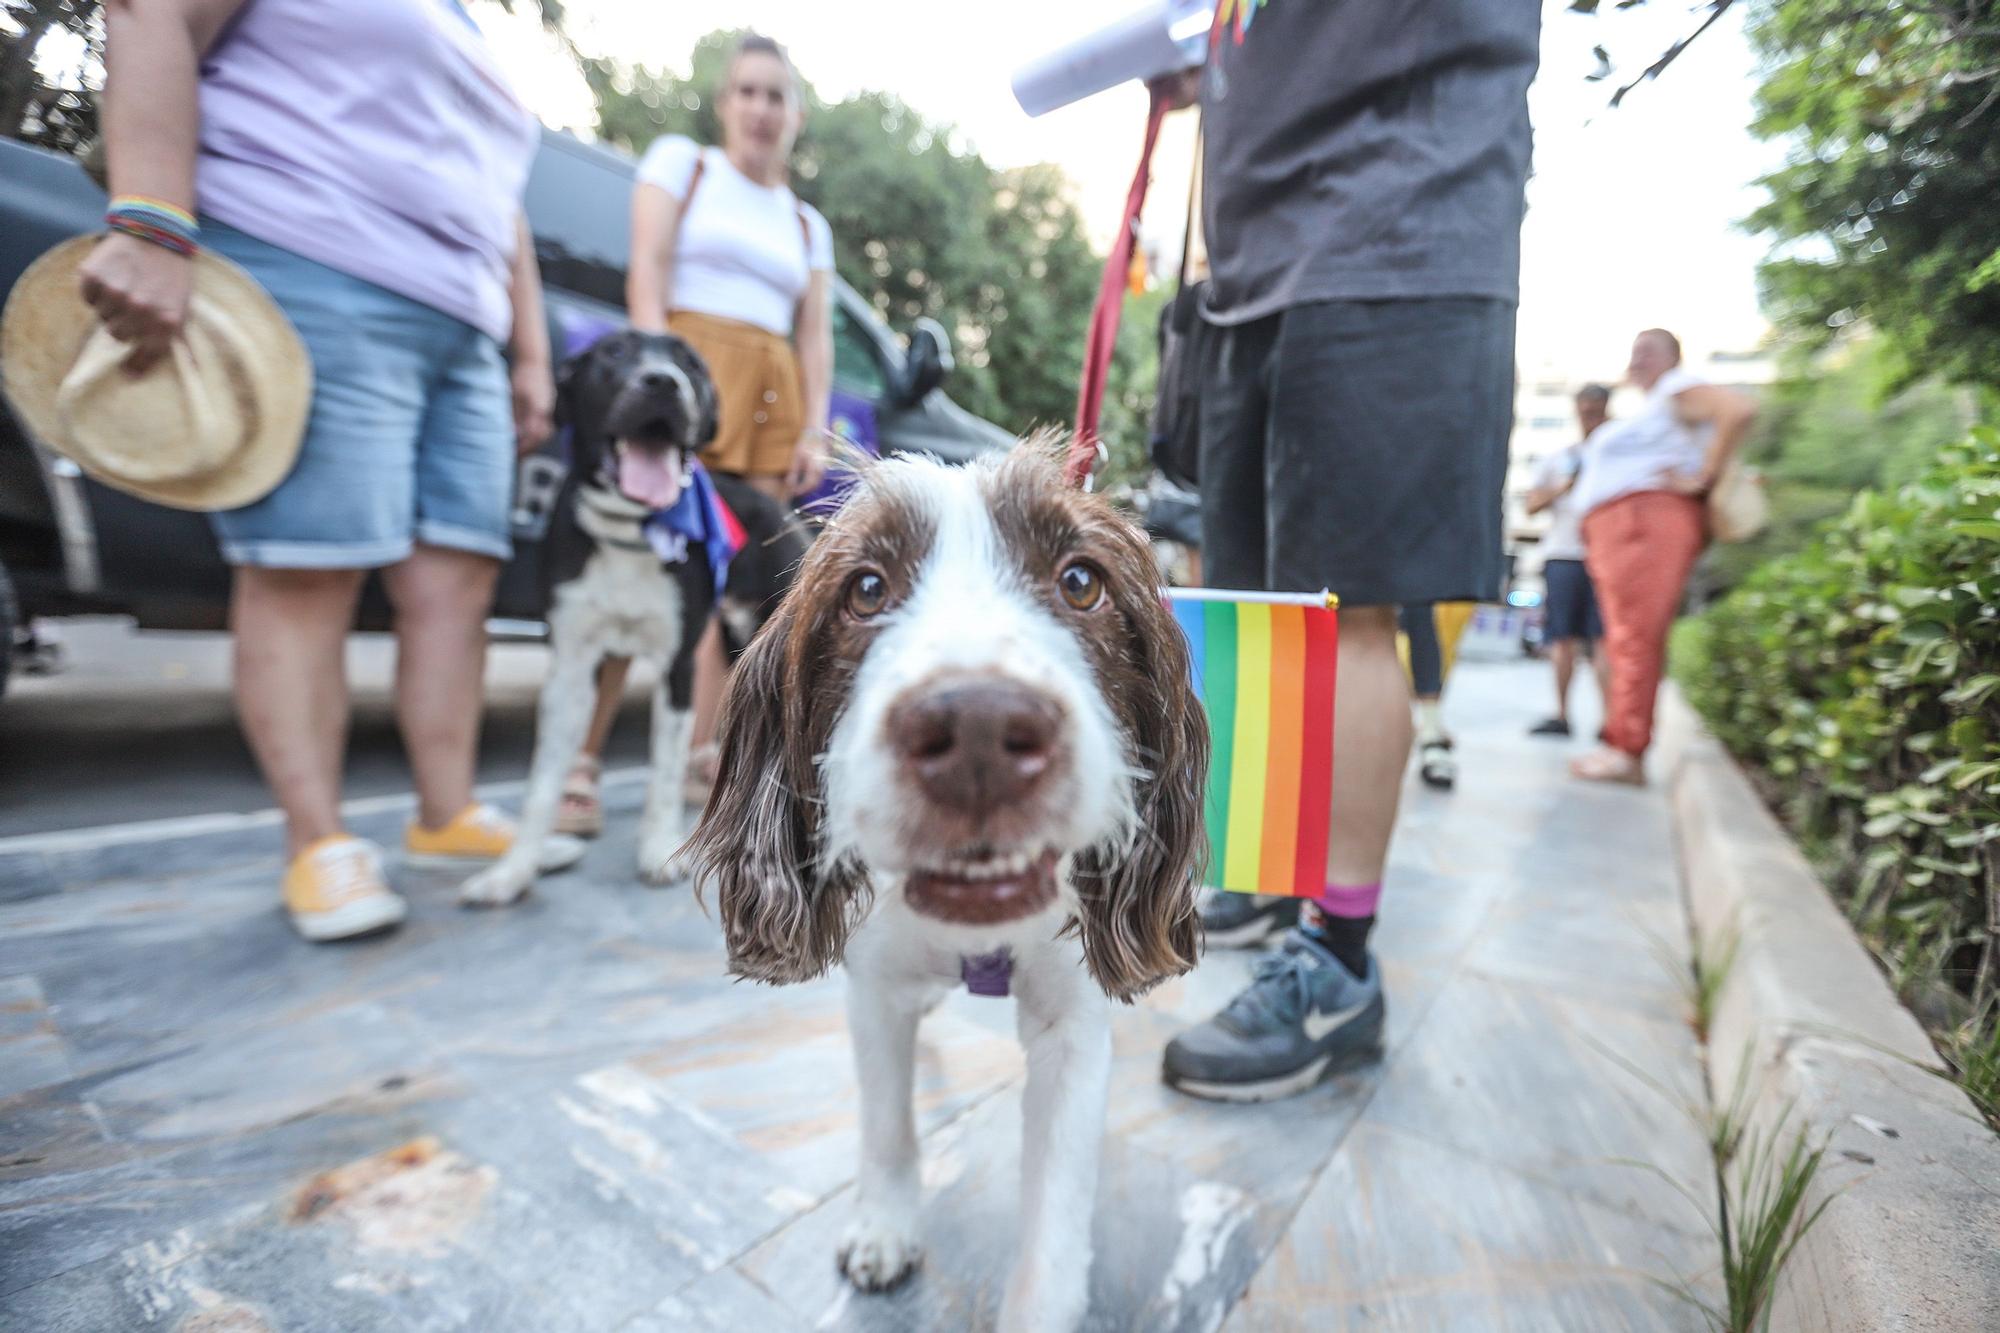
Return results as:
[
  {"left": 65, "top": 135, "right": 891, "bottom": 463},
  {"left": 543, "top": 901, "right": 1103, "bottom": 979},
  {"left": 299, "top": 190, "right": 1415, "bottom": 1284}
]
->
[
  {"left": 634, "top": 136, "right": 834, "bottom": 337},
  {"left": 1574, "top": 367, "right": 1712, "bottom": 518}
]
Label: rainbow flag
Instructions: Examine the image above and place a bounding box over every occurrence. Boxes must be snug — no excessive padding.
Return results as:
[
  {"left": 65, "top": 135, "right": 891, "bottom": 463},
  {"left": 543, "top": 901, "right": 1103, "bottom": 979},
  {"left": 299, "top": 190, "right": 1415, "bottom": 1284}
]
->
[{"left": 1169, "top": 589, "right": 1338, "bottom": 897}]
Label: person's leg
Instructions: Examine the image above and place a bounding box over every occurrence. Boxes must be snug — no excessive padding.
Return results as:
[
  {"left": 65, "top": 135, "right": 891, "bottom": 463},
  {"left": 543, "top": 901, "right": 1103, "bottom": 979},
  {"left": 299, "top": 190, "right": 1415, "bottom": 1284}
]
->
[
  {"left": 1605, "top": 495, "right": 1702, "bottom": 756},
  {"left": 1164, "top": 297, "right": 1512, "bottom": 1101},
  {"left": 1581, "top": 567, "right": 1610, "bottom": 708},
  {"left": 1549, "top": 638, "right": 1577, "bottom": 721},
  {"left": 688, "top": 621, "right": 729, "bottom": 751},
  {"left": 1399, "top": 602, "right": 1454, "bottom": 792},
  {"left": 395, "top": 316, "right": 582, "bottom": 870},
  {"left": 689, "top": 470, "right": 785, "bottom": 763},
  {"left": 582, "top": 658, "right": 632, "bottom": 756},
  {"left": 231, "top": 566, "right": 368, "bottom": 856},
  {"left": 381, "top": 545, "right": 502, "bottom": 829},
  {"left": 1575, "top": 494, "right": 1702, "bottom": 777},
  {"left": 1186, "top": 316, "right": 1300, "bottom": 947},
  {"left": 1310, "top": 602, "right": 1410, "bottom": 964}
]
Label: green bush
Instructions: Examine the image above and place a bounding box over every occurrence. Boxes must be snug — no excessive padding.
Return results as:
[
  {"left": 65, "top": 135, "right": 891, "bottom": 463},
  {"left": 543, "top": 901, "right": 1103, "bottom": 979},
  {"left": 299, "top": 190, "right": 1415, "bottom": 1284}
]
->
[{"left": 1675, "top": 428, "right": 2000, "bottom": 1122}]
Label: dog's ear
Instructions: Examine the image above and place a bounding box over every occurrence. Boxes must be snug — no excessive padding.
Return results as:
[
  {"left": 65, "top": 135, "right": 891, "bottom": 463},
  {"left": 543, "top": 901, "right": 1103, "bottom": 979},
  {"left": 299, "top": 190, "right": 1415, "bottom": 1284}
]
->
[
  {"left": 690, "top": 363, "right": 720, "bottom": 449},
  {"left": 553, "top": 351, "right": 583, "bottom": 431},
  {"left": 685, "top": 596, "right": 868, "bottom": 983},
  {"left": 1068, "top": 530, "right": 1209, "bottom": 1002}
]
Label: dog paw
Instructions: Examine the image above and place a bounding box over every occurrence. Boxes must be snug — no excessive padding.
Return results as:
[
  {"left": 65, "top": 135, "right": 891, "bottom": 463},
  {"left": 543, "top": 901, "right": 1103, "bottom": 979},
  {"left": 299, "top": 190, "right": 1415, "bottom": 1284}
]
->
[
  {"left": 837, "top": 1216, "right": 923, "bottom": 1293},
  {"left": 538, "top": 834, "right": 587, "bottom": 875},
  {"left": 458, "top": 859, "right": 534, "bottom": 908}
]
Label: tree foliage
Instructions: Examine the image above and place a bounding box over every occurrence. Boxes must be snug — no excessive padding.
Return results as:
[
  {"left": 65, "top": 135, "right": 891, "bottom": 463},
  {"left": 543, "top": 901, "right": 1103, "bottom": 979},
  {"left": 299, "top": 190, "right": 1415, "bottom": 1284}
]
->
[
  {"left": 1703, "top": 336, "right": 1975, "bottom": 591},
  {"left": 1575, "top": 0, "right": 2000, "bottom": 394},
  {"left": 1, "top": 0, "right": 101, "bottom": 154},
  {"left": 1677, "top": 429, "right": 2000, "bottom": 1122},
  {"left": 1746, "top": 1, "right": 2000, "bottom": 394},
  {"left": 0, "top": 9, "right": 1169, "bottom": 472},
  {"left": 585, "top": 29, "right": 1155, "bottom": 460},
  {"left": 1, "top": 1, "right": 574, "bottom": 154}
]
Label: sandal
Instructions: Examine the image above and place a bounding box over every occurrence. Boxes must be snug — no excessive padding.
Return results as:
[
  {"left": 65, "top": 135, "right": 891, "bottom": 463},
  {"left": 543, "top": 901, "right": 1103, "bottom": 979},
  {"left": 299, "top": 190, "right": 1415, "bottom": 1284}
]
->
[
  {"left": 556, "top": 755, "right": 604, "bottom": 837},
  {"left": 1418, "top": 737, "right": 1456, "bottom": 791},
  {"left": 682, "top": 741, "right": 721, "bottom": 806},
  {"left": 1569, "top": 745, "right": 1645, "bottom": 786}
]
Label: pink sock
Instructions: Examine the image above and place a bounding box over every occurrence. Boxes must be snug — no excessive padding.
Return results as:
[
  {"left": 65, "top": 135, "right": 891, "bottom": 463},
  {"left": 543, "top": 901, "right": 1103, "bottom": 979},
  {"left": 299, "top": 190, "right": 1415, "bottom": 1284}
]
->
[{"left": 1313, "top": 882, "right": 1382, "bottom": 919}]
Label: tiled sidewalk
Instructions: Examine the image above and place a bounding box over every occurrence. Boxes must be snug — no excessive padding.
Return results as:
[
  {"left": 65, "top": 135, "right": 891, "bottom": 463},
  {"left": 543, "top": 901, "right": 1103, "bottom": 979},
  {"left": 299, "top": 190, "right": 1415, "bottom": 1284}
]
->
[{"left": 1, "top": 658, "right": 1717, "bottom": 1331}]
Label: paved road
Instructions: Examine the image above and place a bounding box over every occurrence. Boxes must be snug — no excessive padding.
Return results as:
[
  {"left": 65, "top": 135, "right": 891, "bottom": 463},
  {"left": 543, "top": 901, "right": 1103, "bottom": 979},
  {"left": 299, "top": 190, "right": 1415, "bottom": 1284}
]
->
[
  {"left": 1, "top": 655, "right": 1720, "bottom": 1330},
  {"left": 0, "top": 619, "right": 659, "bottom": 840}
]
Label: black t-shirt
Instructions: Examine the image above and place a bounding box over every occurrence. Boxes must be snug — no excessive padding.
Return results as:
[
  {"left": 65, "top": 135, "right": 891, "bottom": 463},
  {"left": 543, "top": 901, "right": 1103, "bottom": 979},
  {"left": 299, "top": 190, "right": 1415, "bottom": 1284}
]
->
[{"left": 1200, "top": 0, "right": 1541, "bottom": 324}]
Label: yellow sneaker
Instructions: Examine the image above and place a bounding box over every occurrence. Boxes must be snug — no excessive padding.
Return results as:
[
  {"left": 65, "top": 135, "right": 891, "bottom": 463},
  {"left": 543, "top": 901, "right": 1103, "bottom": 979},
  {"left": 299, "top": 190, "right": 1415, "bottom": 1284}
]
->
[
  {"left": 283, "top": 836, "right": 407, "bottom": 942},
  {"left": 406, "top": 802, "right": 588, "bottom": 873},
  {"left": 405, "top": 802, "right": 517, "bottom": 865}
]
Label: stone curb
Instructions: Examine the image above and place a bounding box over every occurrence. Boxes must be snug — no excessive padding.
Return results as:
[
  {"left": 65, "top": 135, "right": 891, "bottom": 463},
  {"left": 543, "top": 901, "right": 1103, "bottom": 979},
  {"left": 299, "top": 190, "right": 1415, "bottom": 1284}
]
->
[
  {"left": 0, "top": 767, "right": 654, "bottom": 903},
  {"left": 1658, "top": 691, "right": 2000, "bottom": 1333}
]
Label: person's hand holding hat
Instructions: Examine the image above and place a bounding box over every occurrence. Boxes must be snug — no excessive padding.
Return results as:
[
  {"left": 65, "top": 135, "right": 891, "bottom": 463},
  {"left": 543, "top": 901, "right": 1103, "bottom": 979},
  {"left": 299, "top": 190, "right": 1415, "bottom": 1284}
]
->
[
  {"left": 76, "top": 229, "right": 194, "bottom": 375},
  {"left": 0, "top": 207, "right": 312, "bottom": 513}
]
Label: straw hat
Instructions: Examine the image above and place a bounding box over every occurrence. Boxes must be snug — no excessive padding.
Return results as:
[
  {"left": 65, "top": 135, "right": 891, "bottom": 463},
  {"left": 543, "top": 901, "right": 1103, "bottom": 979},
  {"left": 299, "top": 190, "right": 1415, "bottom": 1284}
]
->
[{"left": 0, "top": 236, "right": 310, "bottom": 512}]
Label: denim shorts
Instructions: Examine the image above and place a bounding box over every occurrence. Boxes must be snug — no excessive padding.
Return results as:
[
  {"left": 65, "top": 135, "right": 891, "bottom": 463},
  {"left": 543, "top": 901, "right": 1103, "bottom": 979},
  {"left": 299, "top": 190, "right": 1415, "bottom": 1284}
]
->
[
  {"left": 1541, "top": 557, "right": 1603, "bottom": 642},
  {"left": 202, "top": 219, "right": 514, "bottom": 568}
]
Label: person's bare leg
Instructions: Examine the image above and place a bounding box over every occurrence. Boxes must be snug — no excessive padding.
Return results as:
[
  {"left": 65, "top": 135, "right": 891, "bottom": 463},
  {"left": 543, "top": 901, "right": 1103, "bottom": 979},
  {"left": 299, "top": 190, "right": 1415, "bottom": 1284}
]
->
[
  {"left": 689, "top": 621, "right": 729, "bottom": 751},
  {"left": 579, "top": 656, "right": 633, "bottom": 760},
  {"left": 1549, "top": 639, "right": 1577, "bottom": 725},
  {"left": 691, "top": 471, "right": 787, "bottom": 754},
  {"left": 745, "top": 474, "right": 789, "bottom": 504},
  {"left": 1589, "top": 639, "right": 1610, "bottom": 706},
  {"left": 1325, "top": 605, "right": 1412, "bottom": 885},
  {"left": 381, "top": 544, "right": 501, "bottom": 829},
  {"left": 231, "top": 566, "right": 367, "bottom": 857}
]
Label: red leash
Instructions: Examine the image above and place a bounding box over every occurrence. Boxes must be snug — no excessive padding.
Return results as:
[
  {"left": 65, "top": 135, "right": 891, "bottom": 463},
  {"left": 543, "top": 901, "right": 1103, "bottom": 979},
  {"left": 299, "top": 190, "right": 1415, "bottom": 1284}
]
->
[{"left": 1065, "top": 86, "right": 1172, "bottom": 490}]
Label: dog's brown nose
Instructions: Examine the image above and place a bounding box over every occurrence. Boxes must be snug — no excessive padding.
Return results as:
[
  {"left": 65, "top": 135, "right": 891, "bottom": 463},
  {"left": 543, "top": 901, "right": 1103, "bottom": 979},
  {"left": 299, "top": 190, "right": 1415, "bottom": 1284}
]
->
[{"left": 888, "top": 676, "right": 1062, "bottom": 813}]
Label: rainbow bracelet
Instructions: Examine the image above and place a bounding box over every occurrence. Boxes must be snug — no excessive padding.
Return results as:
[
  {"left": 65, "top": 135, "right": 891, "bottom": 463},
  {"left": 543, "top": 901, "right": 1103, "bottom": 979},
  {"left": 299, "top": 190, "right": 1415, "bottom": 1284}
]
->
[{"left": 105, "top": 196, "right": 199, "bottom": 257}]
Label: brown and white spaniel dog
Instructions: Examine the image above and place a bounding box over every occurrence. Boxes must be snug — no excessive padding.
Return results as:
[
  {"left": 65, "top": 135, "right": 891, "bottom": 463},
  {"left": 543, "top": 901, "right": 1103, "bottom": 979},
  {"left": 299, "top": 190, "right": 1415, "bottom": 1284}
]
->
[{"left": 684, "top": 439, "right": 1207, "bottom": 1331}]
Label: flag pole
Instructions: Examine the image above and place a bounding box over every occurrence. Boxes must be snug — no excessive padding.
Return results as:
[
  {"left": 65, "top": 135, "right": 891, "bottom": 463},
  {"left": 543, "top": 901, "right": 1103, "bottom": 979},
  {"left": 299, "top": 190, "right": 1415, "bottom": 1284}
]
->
[{"left": 1164, "top": 587, "right": 1339, "bottom": 610}]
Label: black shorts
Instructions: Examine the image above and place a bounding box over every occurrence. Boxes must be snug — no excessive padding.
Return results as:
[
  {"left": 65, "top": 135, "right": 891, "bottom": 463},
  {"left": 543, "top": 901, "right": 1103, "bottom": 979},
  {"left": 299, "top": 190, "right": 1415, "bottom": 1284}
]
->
[
  {"left": 1541, "top": 557, "right": 1602, "bottom": 642},
  {"left": 1197, "top": 297, "right": 1516, "bottom": 607}
]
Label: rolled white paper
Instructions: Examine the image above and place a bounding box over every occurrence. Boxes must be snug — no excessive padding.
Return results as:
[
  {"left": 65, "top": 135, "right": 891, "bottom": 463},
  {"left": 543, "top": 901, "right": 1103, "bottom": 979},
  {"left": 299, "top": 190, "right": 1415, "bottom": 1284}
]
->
[{"left": 1011, "top": 0, "right": 1213, "bottom": 118}]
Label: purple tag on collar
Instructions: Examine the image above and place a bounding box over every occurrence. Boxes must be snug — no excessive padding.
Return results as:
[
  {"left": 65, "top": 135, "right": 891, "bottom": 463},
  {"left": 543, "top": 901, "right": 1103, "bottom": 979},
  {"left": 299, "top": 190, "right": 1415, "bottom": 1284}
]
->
[{"left": 960, "top": 948, "right": 1013, "bottom": 998}]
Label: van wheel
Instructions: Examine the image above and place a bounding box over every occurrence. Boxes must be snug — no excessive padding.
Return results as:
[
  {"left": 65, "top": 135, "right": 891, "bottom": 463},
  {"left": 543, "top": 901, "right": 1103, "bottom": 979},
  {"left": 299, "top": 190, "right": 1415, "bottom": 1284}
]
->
[{"left": 0, "top": 559, "right": 15, "bottom": 703}]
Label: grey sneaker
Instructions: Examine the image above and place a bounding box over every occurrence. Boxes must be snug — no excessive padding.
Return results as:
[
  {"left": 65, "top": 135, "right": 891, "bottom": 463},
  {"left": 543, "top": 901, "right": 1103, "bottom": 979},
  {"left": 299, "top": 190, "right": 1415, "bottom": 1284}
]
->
[
  {"left": 1197, "top": 890, "right": 1302, "bottom": 949},
  {"left": 1162, "top": 932, "right": 1385, "bottom": 1102}
]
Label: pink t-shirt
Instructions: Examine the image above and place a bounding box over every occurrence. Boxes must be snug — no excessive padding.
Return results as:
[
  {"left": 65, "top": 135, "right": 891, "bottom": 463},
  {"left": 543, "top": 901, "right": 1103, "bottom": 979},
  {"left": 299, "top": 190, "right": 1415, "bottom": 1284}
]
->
[{"left": 195, "top": 0, "right": 539, "bottom": 343}]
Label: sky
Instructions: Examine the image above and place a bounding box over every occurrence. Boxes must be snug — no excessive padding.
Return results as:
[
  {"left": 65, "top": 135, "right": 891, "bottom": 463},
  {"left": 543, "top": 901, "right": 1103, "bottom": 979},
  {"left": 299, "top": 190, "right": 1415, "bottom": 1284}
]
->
[{"left": 475, "top": 0, "right": 1788, "bottom": 385}]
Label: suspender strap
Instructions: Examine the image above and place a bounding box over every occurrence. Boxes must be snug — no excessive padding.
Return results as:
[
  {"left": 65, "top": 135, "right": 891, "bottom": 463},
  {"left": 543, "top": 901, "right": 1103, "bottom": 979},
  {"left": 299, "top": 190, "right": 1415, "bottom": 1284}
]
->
[{"left": 678, "top": 149, "right": 815, "bottom": 263}]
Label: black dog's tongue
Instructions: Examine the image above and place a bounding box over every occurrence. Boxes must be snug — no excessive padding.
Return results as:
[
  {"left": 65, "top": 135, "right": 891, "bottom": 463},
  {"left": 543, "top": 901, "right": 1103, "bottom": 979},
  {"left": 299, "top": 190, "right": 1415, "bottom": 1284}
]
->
[{"left": 617, "top": 445, "right": 684, "bottom": 508}]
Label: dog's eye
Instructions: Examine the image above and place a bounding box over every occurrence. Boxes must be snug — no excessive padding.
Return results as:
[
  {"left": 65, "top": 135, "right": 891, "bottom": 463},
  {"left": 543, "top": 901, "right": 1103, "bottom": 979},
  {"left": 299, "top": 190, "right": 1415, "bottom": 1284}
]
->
[
  {"left": 1057, "top": 560, "right": 1105, "bottom": 611},
  {"left": 845, "top": 570, "right": 891, "bottom": 619}
]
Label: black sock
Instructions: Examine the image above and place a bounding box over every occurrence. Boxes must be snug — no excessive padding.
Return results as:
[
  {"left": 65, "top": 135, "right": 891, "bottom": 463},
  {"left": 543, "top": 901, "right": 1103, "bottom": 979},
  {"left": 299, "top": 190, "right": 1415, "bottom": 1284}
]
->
[{"left": 1300, "top": 908, "right": 1373, "bottom": 976}]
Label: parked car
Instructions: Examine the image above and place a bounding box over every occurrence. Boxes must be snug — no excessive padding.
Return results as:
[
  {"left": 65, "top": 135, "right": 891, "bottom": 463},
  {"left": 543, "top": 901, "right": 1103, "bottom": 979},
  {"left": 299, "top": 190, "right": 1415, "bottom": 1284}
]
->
[{"left": 0, "top": 129, "right": 1012, "bottom": 695}]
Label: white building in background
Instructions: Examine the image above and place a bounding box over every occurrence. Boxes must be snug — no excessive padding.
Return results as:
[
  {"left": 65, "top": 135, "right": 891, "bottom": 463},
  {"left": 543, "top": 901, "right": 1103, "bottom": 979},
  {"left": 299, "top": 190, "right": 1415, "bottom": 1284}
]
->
[{"left": 1504, "top": 346, "right": 1775, "bottom": 580}]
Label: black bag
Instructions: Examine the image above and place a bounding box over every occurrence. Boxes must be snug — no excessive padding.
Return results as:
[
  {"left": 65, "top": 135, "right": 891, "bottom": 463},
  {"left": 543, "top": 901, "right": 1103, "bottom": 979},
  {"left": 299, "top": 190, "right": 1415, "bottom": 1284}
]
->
[
  {"left": 1149, "top": 278, "right": 1208, "bottom": 490},
  {"left": 1149, "top": 125, "right": 1207, "bottom": 490}
]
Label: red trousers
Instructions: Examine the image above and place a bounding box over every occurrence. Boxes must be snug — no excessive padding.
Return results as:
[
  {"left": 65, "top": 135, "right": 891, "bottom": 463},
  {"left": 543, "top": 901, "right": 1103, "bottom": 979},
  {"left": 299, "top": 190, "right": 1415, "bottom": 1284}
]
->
[{"left": 1583, "top": 491, "right": 1706, "bottom": 757}]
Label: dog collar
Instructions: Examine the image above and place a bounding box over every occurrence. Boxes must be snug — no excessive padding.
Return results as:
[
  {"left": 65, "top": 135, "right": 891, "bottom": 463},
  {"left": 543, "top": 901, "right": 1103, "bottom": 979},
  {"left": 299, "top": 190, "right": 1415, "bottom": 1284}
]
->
[
  {"left": 575, "top": 483, "right": 654, "bottom": 552},
  {"left": 960, "top": 948, "right": 1014, "bottom": 998}
]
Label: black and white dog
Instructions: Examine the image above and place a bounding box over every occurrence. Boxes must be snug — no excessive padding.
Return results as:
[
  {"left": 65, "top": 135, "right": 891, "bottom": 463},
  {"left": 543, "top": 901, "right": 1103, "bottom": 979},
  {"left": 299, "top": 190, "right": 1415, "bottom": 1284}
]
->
[
  {"left": 684, "top": 441, "right": 1208, "bottom": 1331},
  {"left": 461, "top": 330, "right": 806, "bottom": 906}
]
